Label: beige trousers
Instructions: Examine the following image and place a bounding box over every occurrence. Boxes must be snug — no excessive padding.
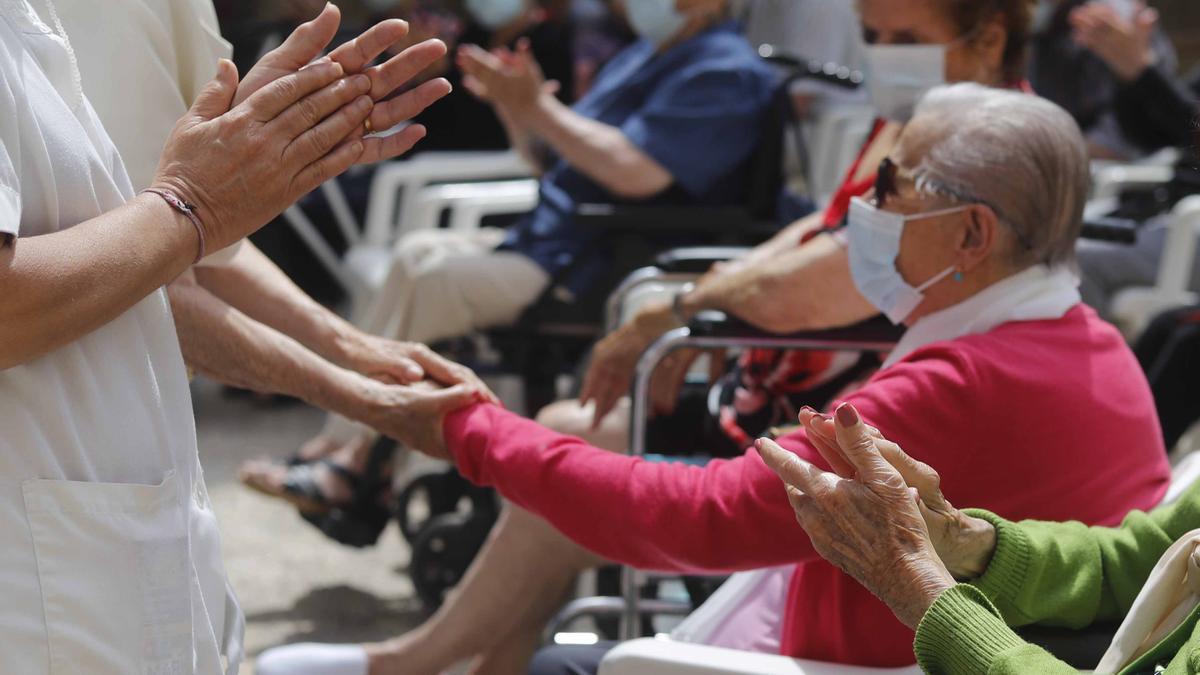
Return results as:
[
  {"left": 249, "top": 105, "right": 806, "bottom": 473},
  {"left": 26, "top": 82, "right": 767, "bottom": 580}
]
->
[{"left": 325, "top": 227, "right": 549, "bottom": 442}]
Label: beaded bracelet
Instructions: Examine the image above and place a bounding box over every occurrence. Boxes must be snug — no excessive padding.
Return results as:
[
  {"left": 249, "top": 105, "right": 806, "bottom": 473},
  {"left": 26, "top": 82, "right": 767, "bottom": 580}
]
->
[{"left": 141, "top": 188, "right": 206, "bottom": 264}]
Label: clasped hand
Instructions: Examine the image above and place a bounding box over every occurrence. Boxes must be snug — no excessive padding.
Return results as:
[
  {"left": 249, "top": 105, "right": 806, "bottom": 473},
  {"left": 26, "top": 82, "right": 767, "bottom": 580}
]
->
[{"left": 756, "top": 403, "right": 997, "bottom": 629}]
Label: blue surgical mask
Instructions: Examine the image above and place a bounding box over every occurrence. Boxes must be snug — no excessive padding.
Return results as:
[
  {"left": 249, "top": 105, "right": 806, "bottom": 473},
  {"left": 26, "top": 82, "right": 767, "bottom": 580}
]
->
[
  {"left": 847, "top": 196, "right": 965, "bottom": 324},
  {"left": 465, "top": 0, "right": 527, "bottom": 30},
  {"left": 625, "top": 0, "right": 687, "bottom": 46}
]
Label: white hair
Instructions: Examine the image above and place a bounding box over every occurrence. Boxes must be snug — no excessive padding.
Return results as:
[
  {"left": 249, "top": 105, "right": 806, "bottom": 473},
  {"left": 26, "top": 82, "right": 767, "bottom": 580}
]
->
[{"left": 908, "top": 83, "right": 1090, "bottom": 267}]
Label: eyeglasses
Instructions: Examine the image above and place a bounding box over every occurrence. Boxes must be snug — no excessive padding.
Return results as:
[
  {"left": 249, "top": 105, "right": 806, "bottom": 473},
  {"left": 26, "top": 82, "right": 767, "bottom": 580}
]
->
[
  {"left": 875, "top": 157, "right": 1035, "bottom": 251},
  {"left": 873, "top": 157, "right": 900, "bottom": 208}
]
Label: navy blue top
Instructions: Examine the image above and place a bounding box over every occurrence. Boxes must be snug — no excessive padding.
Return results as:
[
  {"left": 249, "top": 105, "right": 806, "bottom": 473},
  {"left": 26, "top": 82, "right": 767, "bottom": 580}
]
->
[{"left": 498, "top": 21, "right": 778, "bottom": 297}]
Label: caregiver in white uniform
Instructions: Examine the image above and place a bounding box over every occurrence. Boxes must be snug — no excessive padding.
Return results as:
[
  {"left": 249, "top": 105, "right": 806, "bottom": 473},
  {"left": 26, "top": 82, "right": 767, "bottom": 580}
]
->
[{"left": 0, "top": 1, "right": 456, "bottom": 672}]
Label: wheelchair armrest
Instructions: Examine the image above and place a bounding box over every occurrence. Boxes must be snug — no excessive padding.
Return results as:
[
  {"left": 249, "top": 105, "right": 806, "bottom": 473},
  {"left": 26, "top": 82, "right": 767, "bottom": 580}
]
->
[
  {"left": 1081, "top": 216, "right": 1139, "bottom": 244},
  {"left": 575, "top": 203, "right": 767, "bottom": 235},
  {"left": 653, "top": 247, "right": 754, "bottom": 273},
  {"left": 687, "top": 311, "right": 905, "bottom": 347},
  {"left": 599, "top": 639, "right": 921, "bottom": 675}
]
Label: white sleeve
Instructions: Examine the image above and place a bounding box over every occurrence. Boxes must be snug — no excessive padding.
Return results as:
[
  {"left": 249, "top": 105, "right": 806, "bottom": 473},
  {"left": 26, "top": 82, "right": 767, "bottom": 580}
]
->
[{"left": 0, "top": 64, "right": 21, "bottom": 238}]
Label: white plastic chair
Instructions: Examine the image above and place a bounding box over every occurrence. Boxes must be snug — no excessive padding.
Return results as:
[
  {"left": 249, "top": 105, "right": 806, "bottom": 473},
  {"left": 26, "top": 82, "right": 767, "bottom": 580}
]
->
[
  {"left": 599, "top": 639, "right": 921, "bottom": 675},
  {"left": 1109, "top": 195, "right": 1200, "bottom": 339},
  {"left": 799, "top": 103, "right": 876, "bottom": 206},
  {"left": 363, "top": 150, "right": 532, "bottom": 246}
]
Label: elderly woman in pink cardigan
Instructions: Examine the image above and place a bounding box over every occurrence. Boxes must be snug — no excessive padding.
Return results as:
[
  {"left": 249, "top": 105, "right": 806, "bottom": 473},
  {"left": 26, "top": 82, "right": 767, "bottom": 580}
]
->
[{"left": 260, "top": 85, "right": 1171, "bottom": 675}]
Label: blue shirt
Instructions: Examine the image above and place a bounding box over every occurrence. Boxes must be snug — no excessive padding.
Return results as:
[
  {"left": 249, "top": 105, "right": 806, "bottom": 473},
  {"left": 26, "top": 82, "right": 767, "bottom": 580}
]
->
[{"left": 499, "top": 21, "right": 778, "bottom": 297}]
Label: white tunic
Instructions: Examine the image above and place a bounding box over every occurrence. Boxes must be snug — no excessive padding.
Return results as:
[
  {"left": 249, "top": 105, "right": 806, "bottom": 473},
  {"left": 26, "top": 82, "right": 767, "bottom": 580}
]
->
[{"left": 0, "top": 0, "right": 240, "bottom": 672}]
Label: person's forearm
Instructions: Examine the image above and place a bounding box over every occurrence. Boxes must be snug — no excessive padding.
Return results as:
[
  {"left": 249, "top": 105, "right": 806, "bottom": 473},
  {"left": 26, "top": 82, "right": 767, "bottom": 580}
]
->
[
  {"left": 193, "top": 241, "right": 365, "bottom": 369},
  {"left": 168, "top": 273, "right": 380, "bottom": 422},
  {"left": 681, "top": 235, "right": 877, "bottom": 333},
  {"left": 496, "top": 105, "right": 550, "bottom": 175},
  {"left": 914, "top": 585, "right": 1075, "bottom": 674},
  {"left": 0, "top": 194, "right": 196, "bottom": 370},
  {"left": 444, "top": 403, "right": 819, "bottom": 573},
  {"left": 964, "top": 489, "right": 1200, "bottom": 630},
  {"left": 1115, "top": 66, "right": 1200, "bottom": 151},
  {"left": 516, "top": 94, "right": 672, "bottom": 200}
]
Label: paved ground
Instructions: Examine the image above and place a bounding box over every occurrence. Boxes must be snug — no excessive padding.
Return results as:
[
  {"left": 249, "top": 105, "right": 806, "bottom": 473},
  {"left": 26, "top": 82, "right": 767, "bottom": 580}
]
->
[{"left": 193, "top": 380, "right": 428, "bottom": 673}]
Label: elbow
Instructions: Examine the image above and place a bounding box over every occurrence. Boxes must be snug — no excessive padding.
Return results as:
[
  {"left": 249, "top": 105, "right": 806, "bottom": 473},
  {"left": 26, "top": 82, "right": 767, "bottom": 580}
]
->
[{"left": 607, "top": 175, "right": 670, "bottom": 201}]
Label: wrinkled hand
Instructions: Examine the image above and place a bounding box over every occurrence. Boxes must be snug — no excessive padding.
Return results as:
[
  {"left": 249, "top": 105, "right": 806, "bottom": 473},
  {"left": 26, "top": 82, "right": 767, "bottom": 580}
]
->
[
  {"left": 237, "top": 3, "right": 452, "bottom": 163},
  {"left": 755, "top": 403, "right": 956, "bottom": 629},
  {"left": 154, "top": 59, "right": 374, "bottom": 254},
  {"left": 1071, "top": 1, "right": 1158, "bottom": 81},
  {"left": 796, "top": 407, "right": 997, "bottom": 580},
  {"left": 344, "top": 335, "right": 500, "bottom": 405},
  {"left": 579, "top": 301, "right": 680, "bottom": 428},
  {"left": 648, "top": 347, "right": 725, "bottom": 418},
  {"left": 457, "top": 38, "right": 553, "bottom": 118},
  {"left": 358, "top": 379, "right": 487, "bottom": 460}
]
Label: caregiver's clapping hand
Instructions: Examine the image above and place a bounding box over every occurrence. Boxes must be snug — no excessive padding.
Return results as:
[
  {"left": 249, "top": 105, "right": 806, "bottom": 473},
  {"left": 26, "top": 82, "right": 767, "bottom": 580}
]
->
[
  {"left": 233, "top": 3, "right": 452, "bottom": 165},
  {"left": 0, "top": 9, "right": 448, "bottom": 371},
  {"left": 755, "top": 403, "right": 1000, "bottom": 629}
]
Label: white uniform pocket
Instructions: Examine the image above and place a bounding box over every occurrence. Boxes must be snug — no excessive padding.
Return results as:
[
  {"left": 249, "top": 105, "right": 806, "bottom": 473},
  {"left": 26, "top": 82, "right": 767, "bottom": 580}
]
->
[{"left": 22, "top": 471, "right": 194, "bottom": 675}]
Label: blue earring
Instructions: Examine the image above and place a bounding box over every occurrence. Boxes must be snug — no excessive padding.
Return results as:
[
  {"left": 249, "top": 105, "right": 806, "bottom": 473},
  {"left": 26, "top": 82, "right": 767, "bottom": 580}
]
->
[{"left": 953, "top": 271, "right": 964, "bottom": 283}]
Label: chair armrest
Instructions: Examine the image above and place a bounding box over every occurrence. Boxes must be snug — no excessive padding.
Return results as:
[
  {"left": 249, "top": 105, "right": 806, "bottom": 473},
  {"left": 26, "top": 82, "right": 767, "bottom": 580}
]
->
[
  {"left": 598, "top": 638, "right": 921, "bottom": 675},
  {"left": 1080, "top": 216, "right": 1139, "bottom": 244},
  {"left": 687, "top": 312, "right": 904, "bottom": 348},
  {"left": 653, "top": 247, "right": 754, "bottom": 273},
  {"left": 575, "top": 203, "right": 771, "bottom": 236}
]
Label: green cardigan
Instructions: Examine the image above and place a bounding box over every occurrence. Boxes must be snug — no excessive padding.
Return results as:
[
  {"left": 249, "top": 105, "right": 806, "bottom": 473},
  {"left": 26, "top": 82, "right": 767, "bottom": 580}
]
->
[{"left": 913, "top": 482, "right": 1200, "bottom": 674}]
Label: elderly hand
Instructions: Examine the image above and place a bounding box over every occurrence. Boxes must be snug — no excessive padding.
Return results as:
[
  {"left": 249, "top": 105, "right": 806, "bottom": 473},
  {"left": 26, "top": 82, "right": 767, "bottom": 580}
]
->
[
  {"left": 796, "top": 406, "right": 997, "bottom": 580},
  {"left": 579, "top": 301, "right": 680, "bottom": 428},
  {"left": 356, "top": 379, "right": 487, "bottom": 460},
  {"left": 153, "top": 58, "right": 376, "bottom": 255},
  {"left": 342, "top": 335, "right": 500, "bottom": 405},
  {"left": 755, "top": 403, "right": 958, "bottom": 629},
  {"left": 237, "top": 4, "right": 452, "bottom": 163},
  {"left": 457, "top": 39, "right": 554, "bottom": 119},
  {"left": 1070, "top": 1, "right": 1159, "bottom": 81}
]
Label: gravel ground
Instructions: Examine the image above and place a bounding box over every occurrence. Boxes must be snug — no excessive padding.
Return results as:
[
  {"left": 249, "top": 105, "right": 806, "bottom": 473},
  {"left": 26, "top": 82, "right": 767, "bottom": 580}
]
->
[{"left": 192, "top": 380, "right": 428, "bottom": 673}]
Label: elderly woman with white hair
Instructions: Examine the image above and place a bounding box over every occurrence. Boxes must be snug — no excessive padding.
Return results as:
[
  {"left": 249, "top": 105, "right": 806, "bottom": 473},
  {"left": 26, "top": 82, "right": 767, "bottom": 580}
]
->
[{"left": 259, "top": 84, "right": 1169, "bottom": 675}]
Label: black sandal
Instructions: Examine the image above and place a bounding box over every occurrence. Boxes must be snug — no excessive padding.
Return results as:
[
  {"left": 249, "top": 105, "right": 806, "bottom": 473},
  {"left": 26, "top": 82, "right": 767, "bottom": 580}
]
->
[{"left": 295, "top": 436, "right": 399, "bottom": 548}]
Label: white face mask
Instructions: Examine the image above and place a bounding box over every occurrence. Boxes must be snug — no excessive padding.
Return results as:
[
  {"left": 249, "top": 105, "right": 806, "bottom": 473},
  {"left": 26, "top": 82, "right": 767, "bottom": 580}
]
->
[
  {"left": 863, "top": 43, "right": 946, "bottom": 122},
  {"left": 465, "top": 0, "right": 527, "bottom": 30},
  {"left": 625, "top": 0, "right": 688, "bottom": 46},
  {"left": 847, "top": 196, "right": 966, "bottom": 324}
]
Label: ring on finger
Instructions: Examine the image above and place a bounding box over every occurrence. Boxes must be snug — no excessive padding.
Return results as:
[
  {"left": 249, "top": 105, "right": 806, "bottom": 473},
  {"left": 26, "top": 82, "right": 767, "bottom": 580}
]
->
[{"left": 364, "top": 117, "right": 374, "bottom": 135}]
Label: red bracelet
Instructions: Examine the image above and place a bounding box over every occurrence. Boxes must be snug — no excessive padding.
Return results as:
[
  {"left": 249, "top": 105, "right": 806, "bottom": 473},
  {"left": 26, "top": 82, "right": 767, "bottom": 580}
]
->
[{"left": 141, "top": 188, "right": 206, "bottom": 264}]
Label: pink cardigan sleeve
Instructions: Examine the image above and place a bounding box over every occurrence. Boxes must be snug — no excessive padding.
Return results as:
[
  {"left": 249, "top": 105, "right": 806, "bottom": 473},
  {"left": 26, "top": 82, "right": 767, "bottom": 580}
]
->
[
  {"left": 444, "top": 403, "right": 823, "bottom": 574},
  {"left": 442, "top": 346, "right": 975, "bottom": 574}
]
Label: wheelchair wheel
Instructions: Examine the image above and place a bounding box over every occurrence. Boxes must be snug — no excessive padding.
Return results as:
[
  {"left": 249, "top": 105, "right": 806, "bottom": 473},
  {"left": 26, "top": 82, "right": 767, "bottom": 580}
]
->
[
  {"left": 395, "top": 471, "right": 463, "bottom": 543},
  {"left": 409, "top": 511, "right": 495, "bottom": 610}
]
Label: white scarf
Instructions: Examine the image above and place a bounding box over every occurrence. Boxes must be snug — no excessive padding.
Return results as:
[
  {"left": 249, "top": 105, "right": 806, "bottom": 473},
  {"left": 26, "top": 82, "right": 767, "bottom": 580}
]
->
[{"left": 884, "top": 264, "right": 1082, "bottom": 369}]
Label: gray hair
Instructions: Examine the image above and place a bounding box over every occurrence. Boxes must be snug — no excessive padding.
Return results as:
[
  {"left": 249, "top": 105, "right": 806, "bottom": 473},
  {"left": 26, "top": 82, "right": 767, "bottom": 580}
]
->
[{"left": 907, "top": 83, "right": 1090, "bottom": 268}]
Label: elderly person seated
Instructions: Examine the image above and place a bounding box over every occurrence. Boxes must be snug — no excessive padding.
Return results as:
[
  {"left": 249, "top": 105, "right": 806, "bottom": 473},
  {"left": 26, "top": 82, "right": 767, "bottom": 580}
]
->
[
  {"left": 539, "top": 0, "right": 1037, "bottom": 455},
  {"left": 246, "top": 0, "right": 778, "bottom": 509},
  {"left": 257, "top": 84, "right": 1170, "bottom": 675},
  {"left": 760, "top": 402, "right": 1200, "bottom": 674}
]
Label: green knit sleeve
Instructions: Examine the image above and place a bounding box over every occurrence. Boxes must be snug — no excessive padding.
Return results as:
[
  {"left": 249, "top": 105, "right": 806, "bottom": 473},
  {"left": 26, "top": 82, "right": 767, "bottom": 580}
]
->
[
  {"left": 965, "top": 480, "right": 1200, "bottom": 629},
  {"left": 914, "top": 584, "right": 1077, "bottom": 674}
]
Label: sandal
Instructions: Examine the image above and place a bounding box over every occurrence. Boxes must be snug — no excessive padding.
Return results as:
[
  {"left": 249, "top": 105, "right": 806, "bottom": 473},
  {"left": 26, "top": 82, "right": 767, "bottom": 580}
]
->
[
  {"left": 242, "top": 437, "right": 398, "bottom": 548},
  {"left": 298, "top": 436, "right": 399, "bottom": 548}
]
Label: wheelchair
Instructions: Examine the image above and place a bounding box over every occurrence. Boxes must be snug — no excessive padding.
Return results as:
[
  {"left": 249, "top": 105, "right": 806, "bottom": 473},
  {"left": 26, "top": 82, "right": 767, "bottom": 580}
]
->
[{"left": 395, "top": 49, "right": 872, "bottom": 609}]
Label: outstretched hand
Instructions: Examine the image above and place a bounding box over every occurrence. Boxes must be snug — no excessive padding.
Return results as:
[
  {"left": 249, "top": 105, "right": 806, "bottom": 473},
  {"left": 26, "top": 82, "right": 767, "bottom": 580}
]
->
[{"left": 237, "top": 3, "right": 452, "bottom": 163}]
